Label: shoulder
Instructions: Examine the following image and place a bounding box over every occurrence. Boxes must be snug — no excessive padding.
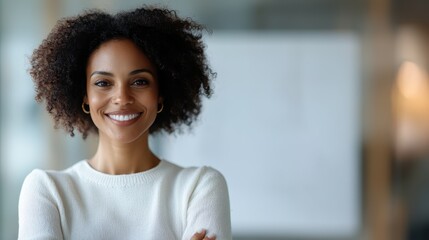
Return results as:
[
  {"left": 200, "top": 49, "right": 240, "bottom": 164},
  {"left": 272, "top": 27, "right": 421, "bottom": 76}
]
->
[
  {"left": 191, "top": 166, "right": 228, "bottom": 194},
  {"left": 21, "top": 169, "right": 47, "bottom": 192},
  {"left": 19, "top": 169, "right": 58, "bottom": 206},
  {"left": 162, "top": 161, "right": 229, "bottom": 196},
  {"left": 164, "top": 160, "right": 227, "bottom": 185},
  {"left": 21, "top": 168, "right": 56, "bottom": 191},
  {"left": 20, "top": 161, "right": 85, "bottom": 192},
  {"left": 186, "top": 166, "right": 228, "bottom": 188}
]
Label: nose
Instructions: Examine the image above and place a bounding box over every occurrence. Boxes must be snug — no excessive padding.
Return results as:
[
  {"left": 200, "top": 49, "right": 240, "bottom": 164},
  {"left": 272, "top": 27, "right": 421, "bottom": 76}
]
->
[{"left": 112, "top": 85, "right": 134, "bottom": 105}]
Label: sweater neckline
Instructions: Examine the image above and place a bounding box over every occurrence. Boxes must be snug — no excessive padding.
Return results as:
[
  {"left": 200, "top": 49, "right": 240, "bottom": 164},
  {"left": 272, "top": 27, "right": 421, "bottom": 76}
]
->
[{"left": 77, "top": 159, "right": 166, "bottom": 187}]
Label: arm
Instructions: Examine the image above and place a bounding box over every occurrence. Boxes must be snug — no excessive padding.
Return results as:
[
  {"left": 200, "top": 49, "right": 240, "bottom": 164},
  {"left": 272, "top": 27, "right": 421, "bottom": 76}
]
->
[
  {"left": 18, "top": 170, "right": 64, "bottom": 240},
  {"left": 182, "top": 167, "right": 232, "bottom": 240}
]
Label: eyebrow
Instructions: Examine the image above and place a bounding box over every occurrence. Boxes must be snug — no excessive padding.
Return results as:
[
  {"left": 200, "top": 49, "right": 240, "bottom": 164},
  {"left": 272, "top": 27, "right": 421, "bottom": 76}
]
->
[
  {"left": 129, "top": 69, "right": 154, "bottom": 76},
  {"left": 90, "top": 69, "right": 154, "bottom": 78},
  {"left": 90, "top": 71, "right": 113, "bottom": 78}
]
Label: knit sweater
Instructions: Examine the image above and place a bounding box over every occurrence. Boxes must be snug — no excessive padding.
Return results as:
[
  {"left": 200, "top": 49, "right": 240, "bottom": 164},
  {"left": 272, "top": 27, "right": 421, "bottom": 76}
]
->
[{"left": 18, "top": 160, "right": 232, "bottom": 240}]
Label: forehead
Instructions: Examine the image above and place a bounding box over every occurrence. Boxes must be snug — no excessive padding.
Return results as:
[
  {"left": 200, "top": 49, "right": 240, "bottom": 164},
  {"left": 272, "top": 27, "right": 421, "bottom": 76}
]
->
[{"left": 86, "top": 39, "right": 156, "bottom": 74}]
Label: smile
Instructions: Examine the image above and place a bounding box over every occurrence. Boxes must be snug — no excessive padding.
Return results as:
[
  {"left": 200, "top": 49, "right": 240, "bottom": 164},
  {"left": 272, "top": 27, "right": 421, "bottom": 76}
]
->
[{"left": 107, "top": 113, "right": 141, "bottom": 122}]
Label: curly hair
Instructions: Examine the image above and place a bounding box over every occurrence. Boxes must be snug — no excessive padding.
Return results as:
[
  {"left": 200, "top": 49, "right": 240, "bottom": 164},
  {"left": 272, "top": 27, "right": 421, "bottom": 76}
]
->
[{"left": 30, "top": 6, "right": 214, "bottom": 139}]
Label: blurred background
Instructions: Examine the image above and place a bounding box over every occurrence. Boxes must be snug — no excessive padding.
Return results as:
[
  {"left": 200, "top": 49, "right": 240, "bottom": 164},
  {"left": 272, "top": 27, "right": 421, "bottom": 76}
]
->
[{"left": 1, "top": 0, "right": 429, "bottom": 239}]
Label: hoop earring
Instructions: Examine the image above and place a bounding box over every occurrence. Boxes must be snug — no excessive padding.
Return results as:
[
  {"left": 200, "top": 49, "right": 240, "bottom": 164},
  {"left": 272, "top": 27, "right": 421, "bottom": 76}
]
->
[
  {"left": 82, "top": 102, "right": 90, "bottom": 114},
  {"left": 157, "top": 103, "right": 164, "bottom": 113}
]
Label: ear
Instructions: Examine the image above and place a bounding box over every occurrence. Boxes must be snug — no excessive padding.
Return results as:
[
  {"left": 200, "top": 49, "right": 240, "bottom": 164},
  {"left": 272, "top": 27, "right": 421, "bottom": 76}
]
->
[
  {"left": 83, "top": 95, "right": 88, "bottom": 104},
  {"left": 158, "top": 96, "right": 163, "bottom": 104}
]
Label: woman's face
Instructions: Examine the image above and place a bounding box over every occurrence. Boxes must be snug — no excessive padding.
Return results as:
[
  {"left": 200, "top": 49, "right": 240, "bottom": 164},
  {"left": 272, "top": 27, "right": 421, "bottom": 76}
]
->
[{"left": 85, "top": 39, "right": 160, "bottom": 144}]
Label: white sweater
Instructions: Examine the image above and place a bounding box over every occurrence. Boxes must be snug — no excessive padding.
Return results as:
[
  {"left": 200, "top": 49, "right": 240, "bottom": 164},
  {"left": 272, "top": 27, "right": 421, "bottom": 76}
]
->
[{"left": 18, "top": 160, "right": 232, "bottom": 240}]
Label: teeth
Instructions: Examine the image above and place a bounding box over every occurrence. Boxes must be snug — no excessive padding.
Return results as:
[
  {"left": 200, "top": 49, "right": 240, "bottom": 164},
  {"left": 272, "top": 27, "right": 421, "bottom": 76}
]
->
[{"left": 108, "top": 113, "right": 140, "bottom": 121}]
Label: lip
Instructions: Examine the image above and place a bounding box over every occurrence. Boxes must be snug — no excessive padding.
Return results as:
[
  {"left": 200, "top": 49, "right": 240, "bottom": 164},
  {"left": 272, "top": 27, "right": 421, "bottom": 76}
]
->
[{"left": 105, "top": 111, "right": 143, "bottom": 126}]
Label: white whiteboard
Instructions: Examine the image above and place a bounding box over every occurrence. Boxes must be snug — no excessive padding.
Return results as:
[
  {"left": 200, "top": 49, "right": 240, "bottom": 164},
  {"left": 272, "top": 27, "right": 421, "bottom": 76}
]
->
[{"left": 153, "top": 31, "right": 361, "bottom": 237}]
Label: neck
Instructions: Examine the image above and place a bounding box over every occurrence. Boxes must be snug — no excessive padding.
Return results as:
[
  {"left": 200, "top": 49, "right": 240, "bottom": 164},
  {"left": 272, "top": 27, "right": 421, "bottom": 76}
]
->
[{"left": 88, "top": 132, "right": 160, "bottom": 175}]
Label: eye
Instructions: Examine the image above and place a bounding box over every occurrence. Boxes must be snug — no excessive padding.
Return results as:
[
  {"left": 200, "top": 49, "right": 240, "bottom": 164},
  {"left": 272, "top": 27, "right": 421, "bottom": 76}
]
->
[
  {"left": 132, "top": 79, "right": 149, "bottom": 86},
  {"left": 94, "top": 80, "right": 111, "bottom": 87}
]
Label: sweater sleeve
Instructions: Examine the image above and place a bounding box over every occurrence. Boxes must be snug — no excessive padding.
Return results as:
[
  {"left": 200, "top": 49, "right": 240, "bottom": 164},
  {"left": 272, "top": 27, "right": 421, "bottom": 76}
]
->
[
  {"left": 182, "top": 167, "right": 232, "bottom": 240},
  {"left": 18, "top": 169, "right": 64, "bottom": 240}
]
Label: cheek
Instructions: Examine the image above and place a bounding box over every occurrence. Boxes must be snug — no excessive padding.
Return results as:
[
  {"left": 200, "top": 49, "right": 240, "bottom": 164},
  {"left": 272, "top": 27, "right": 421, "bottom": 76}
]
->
[
  {"left": 87, "top": 90, "right": 108, "bottom": 108},
  {"left": 141, "top": 94, "right": 159, "bottom": 109},
  {"left": 88, "top": 95, "right": 102, "bottom": 107}
]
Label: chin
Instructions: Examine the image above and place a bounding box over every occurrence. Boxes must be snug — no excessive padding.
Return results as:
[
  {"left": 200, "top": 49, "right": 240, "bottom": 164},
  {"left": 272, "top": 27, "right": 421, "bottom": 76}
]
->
[{"left": 110, "top": 131, "right": 147, "bottom": 144}]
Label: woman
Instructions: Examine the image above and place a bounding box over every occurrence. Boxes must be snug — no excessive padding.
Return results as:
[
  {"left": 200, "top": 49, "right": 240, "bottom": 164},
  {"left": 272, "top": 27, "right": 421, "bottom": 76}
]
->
[{"left": 18, "top": 6, "right": 231, "bottom": 240}]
